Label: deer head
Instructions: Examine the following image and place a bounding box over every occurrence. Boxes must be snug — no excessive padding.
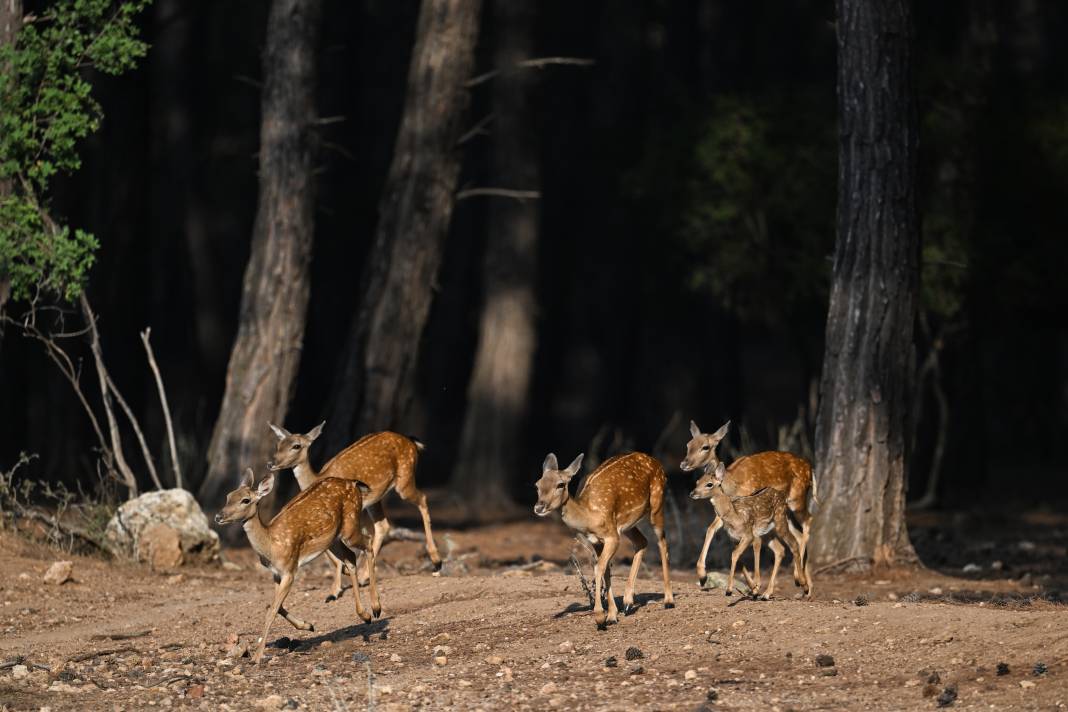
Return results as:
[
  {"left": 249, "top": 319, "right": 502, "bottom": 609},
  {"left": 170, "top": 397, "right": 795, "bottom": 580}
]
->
[
  {"left": 680, "top": 419, "right": 730, "bottom": 472},
  {"left": 215, "top": 468, "right": 274, "bottom": 524},
  {"left": 267, "top": 421, "right": 324, "bottom": 471},
  {"left": 533, "top": 452, "right": 584, "bottom": 516},
  {"left": 690, "top": 462, "right": 727, "bottom": 500}
]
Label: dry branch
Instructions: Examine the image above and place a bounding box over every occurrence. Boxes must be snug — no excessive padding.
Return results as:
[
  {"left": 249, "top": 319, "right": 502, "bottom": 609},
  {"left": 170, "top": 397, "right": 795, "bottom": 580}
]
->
[
  {"left": 455, "top": 187, "right": 540, "bottom": 202},
  {"left": 141, "top": 328, "right": 183, "bottom": 489},
  {"left": 466, "top": 56, "right": 595, "bottom": 88},
  {"left": 104, "top": 372, "right": 162, "bottom": 490}
]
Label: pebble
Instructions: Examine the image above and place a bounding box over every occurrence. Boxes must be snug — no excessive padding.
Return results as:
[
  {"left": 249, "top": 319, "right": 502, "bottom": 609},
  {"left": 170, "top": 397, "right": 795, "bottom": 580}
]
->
[
  {"left": 432, "top": 645, "right": 451, "bottom": 657},
  {"left": 815, "top": 654, "right": 835, "bottom": 668},
  {"left": 254, "top": 694, "right": 284, "bottom": 710},
  {"left": 12, "top": 664, "right": 28, "bottom": 679},
  {"left": 1019, "top": 680, "right": 1035, "bottom": 689},
  {"left": 540, "top": 682, "right": 558, "bottom": 695},
  {"left": 500, "top": 666, "right": 513, "bottom": 682},
  {"left": 557, "top": 641, "right": 574, "bottom": 654},
  {"left": 429, "top": 632, "right": 451, "bottom": 645},
  {"left": 390, "top": 653, "right": 403, "bottom": 663},
  {"left": 43, "top": 561, "right": 73, "bottom": 586},
  {"left": 685, "top": 669, "right": 698, "bottom": 680},
  {"left": 485, "top": 655, "right": 503, "bottom": 665},
  {"left": 432, "top": 656, "right": 447, "bottom": 667}
]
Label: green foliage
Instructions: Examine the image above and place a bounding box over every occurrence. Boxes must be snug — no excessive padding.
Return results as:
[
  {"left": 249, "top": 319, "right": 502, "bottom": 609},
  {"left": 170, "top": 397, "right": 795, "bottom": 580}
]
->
[
  {"left": 0, "top": 0, "right": 149, "bottom": 303},
  {"left": 629, "top": 93, "right": 837, "bottom": 326}
]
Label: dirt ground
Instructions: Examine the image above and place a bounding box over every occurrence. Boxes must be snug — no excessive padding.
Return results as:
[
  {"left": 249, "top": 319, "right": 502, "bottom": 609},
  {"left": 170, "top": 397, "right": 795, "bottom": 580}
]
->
[{"left": 1, "top": 510, "right": 1066, "bottom": 712}]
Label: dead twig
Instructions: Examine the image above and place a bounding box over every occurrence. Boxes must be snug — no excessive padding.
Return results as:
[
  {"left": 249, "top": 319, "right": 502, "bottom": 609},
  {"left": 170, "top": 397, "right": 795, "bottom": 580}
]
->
[
  {"left": 141, "top": 327, "right": 183, "bottom": 489},
  {"left": 89, "top": 629, "right": 151, "bottom": 641},
  {"left": 466, "top": 56, "right": 595, "bottom": 88},
  {"left": 67, "top": 646, "right": 137, "bottom": 663},
  {"left": 104, "top": 371, "right": 162, "bottom": 490}
]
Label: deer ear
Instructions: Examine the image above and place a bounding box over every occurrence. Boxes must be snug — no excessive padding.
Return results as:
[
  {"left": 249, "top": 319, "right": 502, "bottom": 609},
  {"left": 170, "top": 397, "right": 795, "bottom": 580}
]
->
[
  {"left": 710, "top": 420, "right": 731, "bottom": 443},
  {"left": 714, "top": 462, "right": 726, "bottom": 480},
  {"left": 542, "top": 453, "right": 559, "bottom": 472},
  {"left": 255, "top": 472, "right": 275, "bottom": 498},
  {"left": 306, "top": 421, "right": 325, "bottom": 441},
  {"left": 565, "top": 453, "right": 584, "bottom": 478},
  {"left": 241, "top": 467, "right": 255, "bottom": 488},
  {"left": 268, "top": 423, "right": 290, "bottom": 441},
  {"left": 689, "top": 419, "right": 701, "bottom": 438}
]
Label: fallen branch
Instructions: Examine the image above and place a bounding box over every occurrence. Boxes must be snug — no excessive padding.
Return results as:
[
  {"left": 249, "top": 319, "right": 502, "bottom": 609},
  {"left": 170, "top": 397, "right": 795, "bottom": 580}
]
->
[
  {"left": 67, "top": 646, "right": 137, "bottom": 663},
  {"left": 466, "top": 56, "right": 595, "bottom": 88},
  {"left": 141, "top": 327, "right": 183, "bottom": 489},
  {"left": 568, "top": 553, "right": 594, "bottom": 609},
  {"left": 90, "top": 629, "right": 151, "bottom": 641}
]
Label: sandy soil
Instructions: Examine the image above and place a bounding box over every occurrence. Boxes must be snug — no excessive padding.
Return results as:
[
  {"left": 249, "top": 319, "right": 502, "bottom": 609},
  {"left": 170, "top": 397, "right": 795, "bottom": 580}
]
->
[{"left": 0, "top": 516, "right": 1065, "bottom": 711}]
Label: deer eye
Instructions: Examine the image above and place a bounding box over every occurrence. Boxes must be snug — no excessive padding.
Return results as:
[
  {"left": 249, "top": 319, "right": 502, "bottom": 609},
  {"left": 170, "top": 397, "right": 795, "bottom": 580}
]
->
[
  {"left": 705, "top": 482, "right": 713, "bottom": 488},
  {"left": 556, "top": 482, "right": 566, "bottom": 489},
  {"left": 701, "top": 445, "right": 710, "bottom": 451},
  {"left": 291, "top": 444, "right": 301, "bottom": 451},
  {"left": 240, "top": 497, "right": 251, "bottom": 504}
]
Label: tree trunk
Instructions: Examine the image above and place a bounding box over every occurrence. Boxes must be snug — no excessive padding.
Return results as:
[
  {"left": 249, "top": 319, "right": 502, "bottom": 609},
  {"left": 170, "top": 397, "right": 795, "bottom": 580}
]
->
[
  {"left": 198, "top": 0, "right": 321, "bottom": 507},
  {"left": 325, "top": 0, "right": 482, "bottom": 450},
  {"left": 0, "top": 0, "right": 20, "bottom": 313},
  {"left": 452, "top": 0, "right": 539, "bottom": 509},
  {"left": 810, "top": 0, "right": 919, "bottom": 568}
]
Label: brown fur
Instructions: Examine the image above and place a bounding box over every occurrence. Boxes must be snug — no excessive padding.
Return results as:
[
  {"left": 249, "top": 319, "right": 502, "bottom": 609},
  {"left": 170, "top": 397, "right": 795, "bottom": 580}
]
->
[
  {"left": 535, "top": 452, "right": 674, "bottom": 629},
  {"left": 215, "top": 470, "right": 381, "bottom": 663},
  {"left": 268, "top": 423, "right": 441, "bottom": 598}
]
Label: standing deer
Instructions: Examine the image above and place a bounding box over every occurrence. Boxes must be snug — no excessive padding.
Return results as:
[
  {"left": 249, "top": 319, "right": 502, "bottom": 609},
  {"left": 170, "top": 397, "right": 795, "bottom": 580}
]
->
[
  {"left": 680, "top": 420, "right": 816, "bottom": 584},
  {"left": 534, "top": 451, "right": 675, "bottom": 630},
  {"left": 214, "top": 469, "right": 381, "bottom": 663},
  {"left": 267, "top": 422, "right": 441, "bottom": 599},
  {"left": 690, "top": 462, "right": 811, "bottom": 598}
]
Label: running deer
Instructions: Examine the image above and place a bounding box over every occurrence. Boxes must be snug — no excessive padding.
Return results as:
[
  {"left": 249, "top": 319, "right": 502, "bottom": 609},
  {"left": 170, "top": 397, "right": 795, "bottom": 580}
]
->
[
  {"left": 690, "top": 462, "right": 811, "bottom": 599},
  {"left": 214, "top": 469, "right": 381, "bottom": 664},
  {"left": 680, "top": 420, "right": 816, "bottom": 583},
  {"left": 267, "top": 422, "right": 441, "bottom": 599},
  {"left": 534, "top": 451, "right": 674, "bottom": 630}
]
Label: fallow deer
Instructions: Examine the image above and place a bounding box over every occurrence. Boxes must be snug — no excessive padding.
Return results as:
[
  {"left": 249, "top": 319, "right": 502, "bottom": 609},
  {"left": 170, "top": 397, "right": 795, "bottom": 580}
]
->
[
  {"left": 214, "top": 469, "right": 381, "bottom": 663},
  {"left": 534, "top": 451, "right": 674, "bottom": 630},
  {"left": 680, "top": 420, "right": 816, "bottom": 583},
  {"left": 690, "top": 462, "right": 811, "bottom": 599},
  {"left": 267, "top": 422, "right": 441, "bottom": 599}
]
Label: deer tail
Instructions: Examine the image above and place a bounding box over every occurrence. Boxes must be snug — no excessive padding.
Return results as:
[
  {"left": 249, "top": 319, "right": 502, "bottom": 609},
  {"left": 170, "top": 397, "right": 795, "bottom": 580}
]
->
[
  {"left": 805, "top": 459, "right": 819, "bottom": 506},
  {"left": 408, "top": 435, "right": 426, "bottom": 452}
]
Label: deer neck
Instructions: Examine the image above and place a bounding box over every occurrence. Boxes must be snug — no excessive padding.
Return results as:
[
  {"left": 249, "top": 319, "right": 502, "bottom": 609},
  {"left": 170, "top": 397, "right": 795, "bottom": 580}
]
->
[
  {"left": 560, "top": 494, "right": 596, "bottom": 534},
  {"left": 242, "top": 510, "right": 273, "bottom": 561},
  {"left": 292, "top": 454, "right": 320, "bottom": 491},
  {"left": 709, "top": 487, "right": 739, "bottom": 523}
]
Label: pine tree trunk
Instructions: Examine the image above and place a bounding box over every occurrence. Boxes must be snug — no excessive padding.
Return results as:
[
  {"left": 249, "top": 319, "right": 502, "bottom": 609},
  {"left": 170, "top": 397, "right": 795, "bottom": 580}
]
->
[
  {"left": 198, "top": 0, "right": 321, "bottom": 507},
  {"left": 810, "top": 0, "right": 919, "bottom": 567},
  {"left": 452, "top": 0, "right": 539, "bottom": 509},
  {"left": 325, "top": 0, "right": 482, "bottom": 450}
]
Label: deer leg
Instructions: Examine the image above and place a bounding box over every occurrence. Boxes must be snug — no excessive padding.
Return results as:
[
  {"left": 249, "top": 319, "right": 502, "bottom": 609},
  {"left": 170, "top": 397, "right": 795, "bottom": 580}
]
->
[
  {"left": 278, "top": 604, "right": 314, "bottom": 632},
  {"left": 592, "top": 536, "right": 619, "bottom": 630},
  {"left": 727, "top": 534, "right": 752, "bottom": 597},
  {"left": 788, "top": 495, "right": 812, "bottom": 575},
  {"left": 777, "top": 511, "right": 810, "bottom": 597},
  {"left": 604, "top": 561, "right": 619, "bottom": 623},
  {"left": 763, "top": 538, "right": 785, "bottom": 600},
  {"left": 253, "top": 572, "right": 294, "bottom": 664},
  {"left": 751, "top": 537, "right": 763, "bottom": 593},
  {"left": 394, "top": 469, "right": 441, "bottom": 570},
  {"left": 357, "top": 503, "right": 389, "bottom": 585},
  {"left": 324, "top": 551, "right": 351, "bottom": 602},
  {"left": 623, "top": 528, "right": 648, "bottom": 614},
  {"left": 696, "top": 516, "right": 722, "bottom": 585}
]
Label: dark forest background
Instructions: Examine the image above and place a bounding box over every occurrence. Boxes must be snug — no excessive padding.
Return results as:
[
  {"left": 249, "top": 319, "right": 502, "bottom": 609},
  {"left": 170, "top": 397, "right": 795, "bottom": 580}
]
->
[{"left": 2, "top": 0, "right": 1067, "bottom": 514}]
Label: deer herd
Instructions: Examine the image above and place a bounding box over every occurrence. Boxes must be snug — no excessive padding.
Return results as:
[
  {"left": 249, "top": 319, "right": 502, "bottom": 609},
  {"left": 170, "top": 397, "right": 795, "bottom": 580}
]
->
[{"left": 216, "top": 419, "right": 817, "bottom": 662}]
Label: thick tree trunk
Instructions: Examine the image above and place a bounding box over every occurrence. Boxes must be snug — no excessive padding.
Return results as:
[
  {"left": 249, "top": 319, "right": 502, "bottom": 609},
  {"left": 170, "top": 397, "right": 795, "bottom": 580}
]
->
[
  {"left": 452, "top": 0, "right": 539, "bottom": 508},
  {"left": 325, "top": 0, "right": 482, "bottom": 450},
  {"left": 0, "top": 0, "right": 20, "bottom": 313},
  {"left": 198, "top": 0, "right": 321, "bottom": 507},
  {"left": 810, "top": 0, "right": 919, "bottom": 567}
]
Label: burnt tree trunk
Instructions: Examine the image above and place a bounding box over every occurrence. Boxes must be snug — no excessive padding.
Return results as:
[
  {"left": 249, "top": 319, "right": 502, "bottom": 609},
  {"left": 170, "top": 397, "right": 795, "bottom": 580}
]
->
[
  {"left": 452, "top": 0, "right": 539, "bottom": 509},
  {"left": 0, "top": 0, "right": 20, "bottom": 313},
  {"left": 325, "top": 0, "right": 482, "bottom": 450},
  {"left": 810, "top": 0, "right": 920, "bottom": 567},
  {"left": 199, "top": 0, "right": 321, "bottom": 507}
]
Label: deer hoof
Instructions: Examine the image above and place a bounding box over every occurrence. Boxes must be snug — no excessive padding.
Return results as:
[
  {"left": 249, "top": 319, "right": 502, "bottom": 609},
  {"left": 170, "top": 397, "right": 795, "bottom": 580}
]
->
[
  {"left": 325, "top": 594, "right": 337, "bottom": 603},
  {"left": 724, "top": 589, "right": 733, "bottom": 597},
  {"left": 664, "top": 601, "right": 675, "bottom": 609},
  {"left": 372, "top": 605, "right": 382, "bottom": 619}
]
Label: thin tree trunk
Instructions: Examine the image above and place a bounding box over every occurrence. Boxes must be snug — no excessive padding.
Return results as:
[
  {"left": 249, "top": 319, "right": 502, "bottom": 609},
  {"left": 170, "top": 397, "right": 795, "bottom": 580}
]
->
[
  {"left": 0, "top": 0, "right": 21, "bottom": 313},
  {"left": 198, "top": 0, "right": 321, "bottom": 508},
  {"left": 325, "top": 0, "right": 482, "bottom": 450},
  {"left": 810, "top": 0, "right": 919, "bottom": 568},
  {"left": 452, "top": 0, "right": 539, "bottom": 510}
]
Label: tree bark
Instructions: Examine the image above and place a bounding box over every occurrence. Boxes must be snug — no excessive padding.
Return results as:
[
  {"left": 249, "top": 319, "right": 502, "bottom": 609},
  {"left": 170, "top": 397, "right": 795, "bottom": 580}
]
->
[
  {"left": 810, "top": 0, "right": 919, "bottom": 567},
  {"left": 451, "top": 0, "right": 539, "bottom": 509},
  {"left": 325, "top": 0, "right": 482, "bottom": 450},
  {"left": 198, "top": 0, "right": 321, "bottom": 507},
  {"left": 0, "top": 0, "right": 20, "bottom": 313}
]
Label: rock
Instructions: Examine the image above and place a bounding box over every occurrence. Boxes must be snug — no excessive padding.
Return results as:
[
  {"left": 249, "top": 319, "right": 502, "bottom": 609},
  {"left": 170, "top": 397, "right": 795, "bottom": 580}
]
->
[
  {"left": 137, "top": 523, "right": 185, "bottom": 571},
  {"left": 928, "top": 587, "right": 943, "bottom": 595},
  {"left": 48, "top": 681, "right": 86, "bottom": 693},
  {"left": 432, "top": 645, "right": 451, "bottom": 657},
  {"left": 604, "top": 656, "right": 617, "bottom": 668},
  {"left": 390, "top": 653, "right": 403, "bottom": 663},
  {"left": 936, "top": 684, "right": 957, "bottom": 707},
  {"left": 706, "top": 688, "right": 719, "bottom": 701},
  {"left": 43, "top": 561, "right": 73, "bottom": 585},
  {"left": 11, "top": 664, "right": 29, "bottom": 679},
  {"left": 1019, "top": 680, "right": 1035, "bottom": 689},
  {"left": 962, "top": 563, "right": 981, "bottom": 573},
  {"left": 557, "top": 640, "right": 574, "bottom": 654},
  {"left": 432, "top": 656, "right": 447, "bottom": 667},
  {"left": 625, "top": 647, "right": 643, "bottom": 661},
  {"left": 820, "top": 667, "right": 838, "bottom": 677},
  {"left": 996, "top": 662, "right": 1009, "bottom": 676},
  {"left": 990, "top": 560, "right": 1003, "bottom": 571},
  {"left": 500, "top": 666, "right": 513, "bottom": 682},
  {"left": 105, "top": 489, "right": 219, "bottom": 566},
  {"left": 221, "top": 561, "right": 242, "bottom": 572},
  {"left": 227, "top": 640, "right": 249, "bottom": 659},
  {"left": 429, "top": 632, "right": 451, "bottom": 645},
  {"left": 254, "top": 694, "right": 285, "bottom": 710},
  {"left": 815, "top": 654, "right": 835, "bottom": 668},
  {"left": 540, "top": 682, "right": 558, "bottom": 696},
  {"left": 702, "top": 572, "right": 730, "bottom": 590},
  {"left": 684, "top": 669, "right": 698, "bottom": 680},
  {"left": 485, "top": 655, "right": 503, "bottom": 666}
]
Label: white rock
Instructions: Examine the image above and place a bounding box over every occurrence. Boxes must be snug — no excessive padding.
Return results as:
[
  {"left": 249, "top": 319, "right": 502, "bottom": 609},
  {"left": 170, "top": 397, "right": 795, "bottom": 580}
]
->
[
  {"left": 11, "top": 664, "right": 29, "bottom": 679},
  {"left": 684, "top": 669, "right": 698, "bottom": 680},
  {"left": 105, "top": 489, "right": 219, "bottom": 565},
  {"left": 43, "top": 561, "right": 73, "bottom": 585}
]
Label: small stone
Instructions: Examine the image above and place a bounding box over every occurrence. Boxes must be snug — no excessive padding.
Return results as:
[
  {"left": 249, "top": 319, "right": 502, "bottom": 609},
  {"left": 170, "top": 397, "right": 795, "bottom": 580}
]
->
[
  {"left": 11, "top": 664, "right": 29, "bottom": 679},
  {"left": 43, "top": 561, "right": 73, "bottom": 585},
  {"left": 166, "top": 574, "right": 185, "bottom": 585},
  {"left": 429, "top": 632, "right": 451, "bottom": 645},
  {"left": 625, "top": 647, "right": 643, "bottom": 661},
  {"left": 390, "top": 653, "right": 403, "bottom": 663},
  {"left": 319, "top": 640, "right": 333, "bottom": 649},
  {"left": 936, "top": 684, "right": 957, "bottom": 707},
  {"left": 458, "top": 680, "right": 472, "bottom": 687},
  {"left": 962, "top": 563, "right": 980, "bottom": 573},
  {"left": 604, "top": 656, "right": 617, "bottom": 668},
  {"left": 990, "top": 560, "right": 1003, "bottom": 571},
  {"left": 187, "top": 684, "right": 204, "bottom": 698},
  {"left": 18, "top": 572, "right": 30, "bottom": 580},
  {"left": 685, "top": 669, "right": 698, "bottom": 680},
  {"left": 254, "top": 694, "right": 285, "bottom": 710},
  {"left": 557, "top": 641, "right": 574, "bottom": 654},
  {"left": 432, "top": 656, "right": 447, "bottom": 667},
  {"left": 730, "top": 619, "right": 746, "bottom": 629},
  {"left": 706, "top": 688, "right": 719, "bottom": 701},
  {"left": 540, "top": 682, "right": 558, "bottom": 695},
  {"left": 1033, "top": 662, "right": 1047, "bottom": 676},
  {"left": 630, "top": 665, "right": 644, "bottom": 675},
  {"left": 1019, "top": 680, "right": 1035, "bottom": 689},
  {"left": 815, "top": 654, "right": 835, "bottom": 668},
  {"left": 820, "top": 667, "right": 838, "bottom": 677},
  {"left": 996, "top": 662, "right": 1009, "bottom": 676},
  {"left": 221, "top": 561, "right": 242, "bottom": 571},
  {"left": 485, "top": 655, "right": 503, "bottom": 665},
  {"left": 928, "top": 587, "right": 943, "bottom": 595},
  {"left": 473, "top": 642, "right": 490, "bottom": 652},
  {"left": 432, "top": 645, "right": 451, "bottom": 657}
]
